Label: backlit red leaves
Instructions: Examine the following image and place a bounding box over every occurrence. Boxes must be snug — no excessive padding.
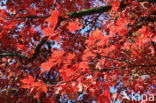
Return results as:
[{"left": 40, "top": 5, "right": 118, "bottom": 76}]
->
[
  {"left": 111, "top": 0, "right": 120, "bottom": 11},
  {"left": 110, "top": 17, "right": 128, "bottom": 36},
  {"left": 91, "top": 29, "right": 103, "bottom": 39},
  {"left": 21, "top": 75, "right": 47, "bottom": 93},
  {"left": 116, "top": 17, "right": 128, "bottom": 26},
  {"left": 16, "top": 43, "right": 28, "bottom": 51},
  {"left": 46, "top": 10, "right": 59, "bottom": 28},
  {"left": 1, "top": 0, "right": 156, "bottom": 103},
  {"left": 66, "top": 22, "right": 82, "bottom": 32},
  {"left": 86, "top": 29, "right": 102, "bottom": 45},
  {"left": 43, "top": 10, "right": 59, "bottom": 36},
  {"left": 42, "top": 27, "right": 54, "bottom": 37},
  {"left": 59, "top": 68, "right": 75, "bottom": 80},
  {"left": 86, "top": 29, "right": 109, "bottom": 47},
  {"left": 21, "top": 75, "right": 35, "bottom": 88},
  {"left": 40, "top": 60, "right": 53, "bottom": 72},
  {"left": 97, "top": 88, "right": 110, "bottom": 103},
  {"left": 41, "top": 50, "right": 65, "bottom": 72},
  {"left": 63, "top": 53, "right": 75, "bottom": 67},
  {"left": 21, "top": 75, "right": 47, "bottom": 100}
]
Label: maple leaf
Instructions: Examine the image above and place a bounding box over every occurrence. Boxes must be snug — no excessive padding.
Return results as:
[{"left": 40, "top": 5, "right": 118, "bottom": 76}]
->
[
  {"left": 45, "top": 10, "right": 59, "bottom": 28},
  {"left": 20, "top": 75, "right": 35, "bottom": 89},
  {"left": 1, "top": 0, "right": 156, "bottom": 102},
  {"left": 64, "top": 53, "right": 75, "bottom": 65},
  {"left": 16, "top": 43, "right": 28, "bottom": 51},
  {"left": 111, "top": 0, "right": 120, "bottom": 11},
  {"left": 42, "top": 27, "right": 54, "bottom": 36},
  {"left": 91, "top": 29, "right": 103, "bottom": 39},
  {"left": 21, "top": 75, "right": 47, "bottom": 101},
  {"left": 86, "top": 29, "right": 106, "bottom": 46},
  {"left": 52, "top": 50, "right": 65, "bottom": 59},
  {"left": 33, "top": 82, "right": 47, "bottom": 93},
  {"left": 59, "top": 68, "right": 75, "bottom": 80},
  {"left": 43, "top": 10, "right": 59, "bottom": 36},
  {"left": 118, "top": 26, "right": 128, "bottom": 36},
  {"left": 110, "top": 25, "right": 128, "bottom": 36},
  {"left": 40, "top": 50, "right": 65, "bottom": 72},
  {"left": 138, "top": 26, "right": 148, "bottom": 34},
  {"left": 40, "top": 59, "right": 52, "bottom": 72},
  {"left": 79, "top": 61, "right": 89, "bottom": 69},
  {"left": 66, "top": 22, "right": 82, "bottom": 32},
  {"left": 21, "top": 75, "right": 35, "bottom": 85},
  {"left": 116, "top": 17, "right": 128, "bottom": 26}
]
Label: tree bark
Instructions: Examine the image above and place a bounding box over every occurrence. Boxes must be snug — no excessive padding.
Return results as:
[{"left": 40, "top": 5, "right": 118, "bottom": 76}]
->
[{"left": 67, "top": 5, "right": 112, "bottom": 18}]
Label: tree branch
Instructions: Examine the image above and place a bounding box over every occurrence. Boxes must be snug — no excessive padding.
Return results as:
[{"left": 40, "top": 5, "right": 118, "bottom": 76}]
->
[
  {"left": 16, "top": 5, "right": 112, "bottom": 19},
  {"left": 0, "top": 53, "right": 27, "bottom": 58},
  {"left": 29, "top": 36, "right": 49, "bottom": 61},
  {"left": 99, "top": 64, "right": 156, "bottom": 72},
  {"left": 0, "top": 36, "right": 49, "bottom": 61},
  {"left": 15, "top": 1, "right": 155, "bottom": 20},
  {"left": 67, "top": 5, "right": 112, "bottom": 18}
]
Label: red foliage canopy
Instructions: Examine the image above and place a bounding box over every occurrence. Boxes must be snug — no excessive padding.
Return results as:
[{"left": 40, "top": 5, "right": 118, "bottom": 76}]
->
[{"left": 0, "top": 0, "right": 156, "bottom": 103}]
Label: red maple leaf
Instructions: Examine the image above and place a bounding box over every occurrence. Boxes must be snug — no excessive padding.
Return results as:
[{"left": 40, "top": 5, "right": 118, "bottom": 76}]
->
[
  {"left": 111, "top": 0, "right": 120, "bottom": 11},
  {"left": 66, "top": 22, "right": 82, "bottom": 32},
  {"left": 20, "top": 75, "right": 35, "bottom": 88},
  {"left": 40, "top": 50, "right": 65, "bottom": 72},
  {"left": 43, "top": 10, "right": 59, "bottom": 36}
]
